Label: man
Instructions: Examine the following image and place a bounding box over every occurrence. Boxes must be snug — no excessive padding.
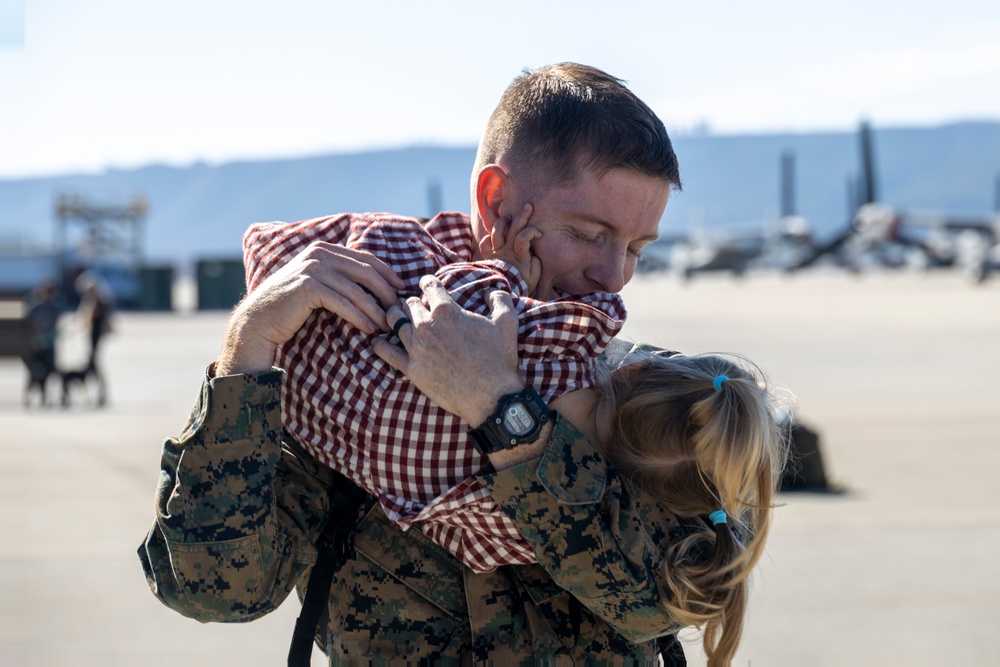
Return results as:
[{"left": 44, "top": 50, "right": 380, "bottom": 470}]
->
[{"left": 139, "top": 63, "right": 686, "bottom": 664}]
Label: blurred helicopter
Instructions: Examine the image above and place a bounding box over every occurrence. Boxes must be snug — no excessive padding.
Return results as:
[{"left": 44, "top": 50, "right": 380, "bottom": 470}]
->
[
  {"left": 791, "top": 122, "right": 1000, "bottom": 282},
  {"left": 638, "top": 152, "right": 816, "bottom": 278},
  {"left": 656, "top": 216, "right": 814, "bottom": 279}
]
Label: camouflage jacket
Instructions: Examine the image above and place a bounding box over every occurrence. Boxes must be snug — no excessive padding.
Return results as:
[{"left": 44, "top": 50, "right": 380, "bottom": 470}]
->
[{"left": 138, "top": 368, "right": 687, "bottom": 665}]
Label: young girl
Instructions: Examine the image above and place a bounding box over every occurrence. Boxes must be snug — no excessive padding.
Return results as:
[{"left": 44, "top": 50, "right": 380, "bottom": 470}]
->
[
  {"left": 244, "top": 209, "right": 624, "bottom": 572},
  {"left": 593, "top": 342, "right": 788, "bottom": 664},
  {"left": 242, "top": 211, "right": 788, "bottom": 665}
]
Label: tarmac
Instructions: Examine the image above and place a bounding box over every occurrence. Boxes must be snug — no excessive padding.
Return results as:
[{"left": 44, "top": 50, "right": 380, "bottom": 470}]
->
[{"left": 2, "top": 269, "right": 998, "bottom": 666}]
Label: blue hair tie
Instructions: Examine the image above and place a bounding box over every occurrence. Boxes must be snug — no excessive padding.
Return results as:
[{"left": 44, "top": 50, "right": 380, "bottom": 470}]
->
[
  {"left": 708, "top": 510, "right": 727, "bottom": 526},
  {"left": 712, "top": 375, "right": 729, "bottom": 392}
]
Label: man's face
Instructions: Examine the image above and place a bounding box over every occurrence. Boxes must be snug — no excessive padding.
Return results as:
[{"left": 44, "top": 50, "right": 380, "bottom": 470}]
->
[{"left": 519, "top": 167, "right": 670, "bottom": 300}]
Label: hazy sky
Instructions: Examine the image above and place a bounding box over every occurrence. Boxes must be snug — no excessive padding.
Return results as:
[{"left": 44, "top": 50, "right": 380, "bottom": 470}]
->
[{"left": 2, "top": 0, "right": 998, "bottom": 178}]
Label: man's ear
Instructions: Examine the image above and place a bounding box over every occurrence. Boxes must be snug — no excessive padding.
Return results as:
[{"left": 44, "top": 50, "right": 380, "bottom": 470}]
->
[{"left": 475, "top": 164, "right": 513, "bottom": 235}]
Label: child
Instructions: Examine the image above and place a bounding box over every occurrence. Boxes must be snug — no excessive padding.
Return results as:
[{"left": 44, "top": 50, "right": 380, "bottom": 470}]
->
[
  {"left": 594, "top": 342, "right": 788, "bottom": 664},
  {"left": 244, "top": 208, "right": 623, "bottom": 571},
  {"left": 243, "top": 211, "right": 788, "bottom": 665}
]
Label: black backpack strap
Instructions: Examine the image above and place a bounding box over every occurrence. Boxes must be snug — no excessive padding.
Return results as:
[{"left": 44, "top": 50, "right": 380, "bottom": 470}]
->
[
  {"left": 657, "top": 633, "right": 687, "bottom": 666},
  {"left": 287, "top": 468, "right": 368, "bottom": 667}
]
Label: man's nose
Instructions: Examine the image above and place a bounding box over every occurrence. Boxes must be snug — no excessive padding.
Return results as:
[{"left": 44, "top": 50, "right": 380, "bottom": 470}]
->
[{"left": 587, "top": 252, "right": 629, "bottom": 294}]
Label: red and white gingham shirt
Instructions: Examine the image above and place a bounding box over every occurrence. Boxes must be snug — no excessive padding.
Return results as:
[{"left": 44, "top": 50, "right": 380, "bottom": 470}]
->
[{"left": 243, "top": 212, "right": 626, "bottom": 572}]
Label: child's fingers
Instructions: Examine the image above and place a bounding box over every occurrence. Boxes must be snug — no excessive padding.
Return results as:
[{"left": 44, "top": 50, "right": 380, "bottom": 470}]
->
[
  {"left": 489, "top": 203, "right": 533, "bottom": 258},
  {"left": 489, "top": 215, "right": 509, "bottom": 256},
  {"left": 513, "top": 228, "right": 541, "bottom": 261},
  {"left": 506, "top": 203, "right": 533, "bottom": 241}
]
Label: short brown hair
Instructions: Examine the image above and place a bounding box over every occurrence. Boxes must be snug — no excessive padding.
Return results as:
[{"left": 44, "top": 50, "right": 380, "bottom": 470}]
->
[{"left": 477, "top": 63, "right": 681, "bottom": 191}]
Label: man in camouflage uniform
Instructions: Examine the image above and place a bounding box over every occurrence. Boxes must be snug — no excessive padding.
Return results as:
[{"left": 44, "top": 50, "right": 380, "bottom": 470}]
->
[
  {"left": 139, "top": 63, "right": 690, "bottom": 664},
  {"left": 138, "top": 361, "right": 689, "bottom": 663}
]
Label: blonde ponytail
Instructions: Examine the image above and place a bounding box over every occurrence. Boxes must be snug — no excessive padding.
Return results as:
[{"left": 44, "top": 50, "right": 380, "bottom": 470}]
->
[{"left": 596, "top": 350, "right": 789, "bottom": 665}]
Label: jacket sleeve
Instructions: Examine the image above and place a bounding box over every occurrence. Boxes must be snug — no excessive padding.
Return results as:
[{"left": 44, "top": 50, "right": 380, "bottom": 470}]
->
[
  {"left": 137, "top": 366, "right": 334, "bottom": 623},
  {"left": 479, "top": 414, "right": 682, "bottom": 643}
]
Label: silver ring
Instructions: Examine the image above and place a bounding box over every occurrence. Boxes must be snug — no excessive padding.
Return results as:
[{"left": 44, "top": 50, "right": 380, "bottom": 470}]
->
[{"left": 391, "top": 316, "right": 412, "bottom": 338}]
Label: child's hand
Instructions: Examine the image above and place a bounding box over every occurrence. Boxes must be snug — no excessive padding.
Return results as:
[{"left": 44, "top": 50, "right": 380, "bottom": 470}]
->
[{"left": 489, "top": 203, "right": 541, "bottom": 295}]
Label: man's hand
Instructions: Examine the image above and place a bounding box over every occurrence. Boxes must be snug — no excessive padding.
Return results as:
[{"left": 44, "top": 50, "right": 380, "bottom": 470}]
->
[
  {"left": 372, "top": 275, "right": 524, "bottom": 428},
  {"left": 217, "top": 242, "right": 404, "bottom": 375},
  {"left": 488, "top": 203, "right": 542, "bottom": 295}
]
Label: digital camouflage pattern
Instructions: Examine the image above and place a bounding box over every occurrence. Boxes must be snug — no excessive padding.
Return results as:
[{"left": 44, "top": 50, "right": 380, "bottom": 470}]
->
[
  {"left": 139, "top": 368, "right": 684, "bottom": 665},
  {"left": 482, "top": 416, "right": 687, "bottom": 644}
]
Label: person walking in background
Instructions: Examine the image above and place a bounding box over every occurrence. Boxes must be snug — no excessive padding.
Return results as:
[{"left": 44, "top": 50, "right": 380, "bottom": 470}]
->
[
  {"left": 22, "top": 281, "right": 63, "bottom": 407},
  {"left": 72, "top": 271, "right": 113, "bottom": 406}
]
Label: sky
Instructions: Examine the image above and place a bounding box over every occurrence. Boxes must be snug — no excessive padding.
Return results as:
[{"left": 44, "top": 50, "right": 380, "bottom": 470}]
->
[{"left": 1, "top": 0, "right": 999, "bottom": 178}]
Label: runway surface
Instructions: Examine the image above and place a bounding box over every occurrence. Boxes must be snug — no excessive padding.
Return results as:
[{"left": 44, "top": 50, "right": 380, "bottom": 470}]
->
[{"left": 2, "top": 269, "right": 998, "bottom": 666}]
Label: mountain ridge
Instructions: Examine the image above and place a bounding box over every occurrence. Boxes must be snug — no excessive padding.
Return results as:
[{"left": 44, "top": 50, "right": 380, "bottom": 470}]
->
[{"left": 2, "top": 122, "right": 997, "bottom": 264}]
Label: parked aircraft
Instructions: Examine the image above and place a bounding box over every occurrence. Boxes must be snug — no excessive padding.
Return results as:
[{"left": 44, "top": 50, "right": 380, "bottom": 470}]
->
[
  {"left": 791, "top": 122, "right": 999, "bottom": 282},
  {"left": 649, "top": 216, "right": 813, "bottom": 279},
  {"left": 641, "top": 151, "right": 815, "bottom": 279}
]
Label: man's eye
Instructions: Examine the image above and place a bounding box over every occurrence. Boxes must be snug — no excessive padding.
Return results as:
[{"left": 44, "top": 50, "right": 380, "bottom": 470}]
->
[
  {"left": 571, "top": 229, "right": 600, "bottom": 244},
  {"left": 627, "top": 246, "right": 643, "bottom": 258}
]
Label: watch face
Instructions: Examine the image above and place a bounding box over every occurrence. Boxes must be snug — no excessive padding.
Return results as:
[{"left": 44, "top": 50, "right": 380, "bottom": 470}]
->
[{"left": 503, "top": 403, "right": 536, "bottom": 437}]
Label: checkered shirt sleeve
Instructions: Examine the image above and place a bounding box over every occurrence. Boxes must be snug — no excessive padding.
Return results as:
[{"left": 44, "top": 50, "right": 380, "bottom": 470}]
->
[{"left": 241, "top": 212, "right": 626, "bottom": 572}]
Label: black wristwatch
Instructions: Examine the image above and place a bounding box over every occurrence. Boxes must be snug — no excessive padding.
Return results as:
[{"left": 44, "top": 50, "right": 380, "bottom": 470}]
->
[{"left": 468, "top": 387, "right": 550, "bottom": 455}]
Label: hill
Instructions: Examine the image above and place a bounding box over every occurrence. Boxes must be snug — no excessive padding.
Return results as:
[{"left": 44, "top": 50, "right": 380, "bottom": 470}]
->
[{"left": 1, "top": 122, "right": 998, "bottom": 264}]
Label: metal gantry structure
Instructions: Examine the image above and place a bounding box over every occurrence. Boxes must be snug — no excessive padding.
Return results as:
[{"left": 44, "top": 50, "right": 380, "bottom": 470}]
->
[{"left": 55, "top": 193, "right": 147, "bottom": 273}]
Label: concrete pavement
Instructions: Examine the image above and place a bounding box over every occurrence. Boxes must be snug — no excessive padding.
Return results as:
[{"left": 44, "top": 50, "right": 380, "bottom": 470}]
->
[{"left": 2, "top": 270, "right": 998, "bottom": 666}]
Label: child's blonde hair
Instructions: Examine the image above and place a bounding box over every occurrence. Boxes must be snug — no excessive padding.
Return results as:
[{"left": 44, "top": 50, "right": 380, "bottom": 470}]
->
[{"left": 596, "top": 344, "right": 790, "bottom": 666}]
